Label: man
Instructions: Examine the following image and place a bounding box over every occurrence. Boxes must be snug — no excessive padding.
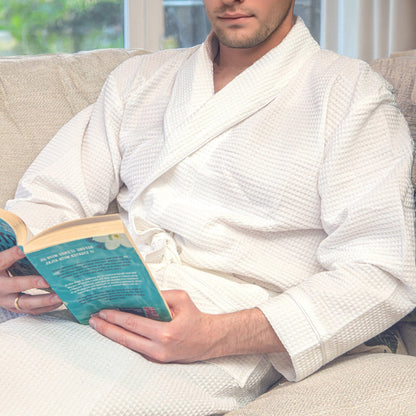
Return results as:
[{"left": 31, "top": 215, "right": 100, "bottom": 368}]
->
[{"left": 0, "top": 0, "right": 415, "bottom": 414}]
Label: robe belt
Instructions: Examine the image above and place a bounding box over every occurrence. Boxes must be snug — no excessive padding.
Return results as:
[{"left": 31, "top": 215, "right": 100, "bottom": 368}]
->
[{"left": 132, "top": 215, "right": 181, "bottom": 267}]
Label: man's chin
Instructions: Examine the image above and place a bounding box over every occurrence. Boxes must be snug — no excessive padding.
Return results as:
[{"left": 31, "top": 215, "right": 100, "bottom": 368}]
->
[{"left": 215, "top": 32, "right": 266, "bottom": 49}]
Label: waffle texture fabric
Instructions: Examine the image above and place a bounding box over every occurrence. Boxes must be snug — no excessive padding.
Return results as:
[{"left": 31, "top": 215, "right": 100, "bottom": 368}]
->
[
  {"left": 0, "top": 312, "right": 278, "bottom": 416},
  {"left": 6, "top": 17, "right": 416, "bottom": 387},
  {"left": 0, "top": 48, "right": 147, "bottom": 209},
  {"left": 371, "top": 54, "right": 416, "bottom": 186}
]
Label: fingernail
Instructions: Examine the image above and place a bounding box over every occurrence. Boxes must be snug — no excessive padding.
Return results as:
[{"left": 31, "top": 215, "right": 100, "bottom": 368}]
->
[
  {"left": 50, "top": 294, "right": 61, "bottom": 304},
  {"left": 89, "top": 318, "right": 97, "bottom": 329},
  {"left": 37, "top": 278, "right": 49, "bottom": 288},
  {"left": 98, "top": 311, "right": 106, "bottom": 319},
  {"left": 15, "top": 246, "right": 25, "bottom": 257}
]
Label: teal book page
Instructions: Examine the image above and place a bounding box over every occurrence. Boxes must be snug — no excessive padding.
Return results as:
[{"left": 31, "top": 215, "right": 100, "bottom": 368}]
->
[
  {"left": 25, "top": 233, "right": 171, "bottom": 324},
  {"left": 0, "top": 218, "right": 39, "bottom": 276}
]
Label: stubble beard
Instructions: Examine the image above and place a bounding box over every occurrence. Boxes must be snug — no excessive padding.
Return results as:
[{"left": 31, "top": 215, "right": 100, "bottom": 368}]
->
[
  {"left": 214, "top": 22, "right": 278, "bottom": 49},
  {"left": 211, "top": 2, "right": 293, "bottom": 49}
]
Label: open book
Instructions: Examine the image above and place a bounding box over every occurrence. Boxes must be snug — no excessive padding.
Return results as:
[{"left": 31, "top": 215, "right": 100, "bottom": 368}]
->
[{"left": 0, "top": 208, "right": 171, "bottom": 324}]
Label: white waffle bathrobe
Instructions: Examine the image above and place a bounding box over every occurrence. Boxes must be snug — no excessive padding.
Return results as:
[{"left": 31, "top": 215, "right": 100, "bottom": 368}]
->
[{"left": 5, "top": 19, "right": 416, "bottom": 386}]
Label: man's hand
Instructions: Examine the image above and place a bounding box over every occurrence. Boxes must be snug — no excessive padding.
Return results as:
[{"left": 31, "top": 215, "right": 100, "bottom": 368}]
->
[
  {"left": 89, "top": 289, "right": 284, "bottom": 363},
  {"left": 0, "top": 246, "right": 63, "bottom": 314}
]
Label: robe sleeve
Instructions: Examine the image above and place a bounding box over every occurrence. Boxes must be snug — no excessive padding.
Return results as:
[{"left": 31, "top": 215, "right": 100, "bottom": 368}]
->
[
  {"left": 5, "top": 67, "right": 126, "bottom": 235},
  {"left": 257, "top": 62, "right": 416, "bottom": 382}
]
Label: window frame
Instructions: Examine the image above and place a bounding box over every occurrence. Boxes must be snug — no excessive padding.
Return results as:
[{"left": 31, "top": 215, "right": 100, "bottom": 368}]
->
[{"left": 125, "top": 0, "right": 164, "bottom": 51}]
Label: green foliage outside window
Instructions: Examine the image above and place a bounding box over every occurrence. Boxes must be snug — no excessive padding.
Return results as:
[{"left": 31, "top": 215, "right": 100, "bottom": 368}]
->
[{"left": 0, "top": 0, "right": 124, "bottom": 55}]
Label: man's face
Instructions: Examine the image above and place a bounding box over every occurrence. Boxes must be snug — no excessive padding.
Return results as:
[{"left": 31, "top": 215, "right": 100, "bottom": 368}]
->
[{"left": 204, "top": 0, "right": 295, "bottom": 49}]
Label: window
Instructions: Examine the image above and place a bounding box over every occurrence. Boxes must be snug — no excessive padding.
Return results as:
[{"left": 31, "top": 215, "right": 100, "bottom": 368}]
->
[
  {"left": 294, "top": 0, "right": 320, "bottom": 43},
  {"left": 0, "top": 0, "right": 321, "bottom": 55},
  {"left": 126, "top": 0, "right": 321, "bottom": 51},
  {"left": 0, "top": 0, "right": 124, "bottom": 56},
  {"left": 163, "top": 1, "right": 210, "bottom": 49}
]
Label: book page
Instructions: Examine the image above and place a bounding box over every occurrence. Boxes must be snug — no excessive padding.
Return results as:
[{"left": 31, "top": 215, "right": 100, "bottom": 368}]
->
[
  {"left": 0, "top": 208, "right": 30, "bottom": 244},
  {"left": 23, "top": 214, "right": 123, "bottom": 252}
]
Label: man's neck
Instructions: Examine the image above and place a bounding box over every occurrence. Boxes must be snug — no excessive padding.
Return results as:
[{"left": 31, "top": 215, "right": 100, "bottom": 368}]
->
[
  {"left": 213, "top": 28, "right": 295, "bottom": 92},
  {"left": 212, "top": 46, "right": 252, "bottom": 93},
  {"left": 213, "top": 42, "right": 277, "bottom": 93}
]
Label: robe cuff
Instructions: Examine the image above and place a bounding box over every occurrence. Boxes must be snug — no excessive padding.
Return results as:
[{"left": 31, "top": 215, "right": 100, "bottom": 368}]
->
[{"left": 257, "top": 290, "right": 323, "bottom": 382}]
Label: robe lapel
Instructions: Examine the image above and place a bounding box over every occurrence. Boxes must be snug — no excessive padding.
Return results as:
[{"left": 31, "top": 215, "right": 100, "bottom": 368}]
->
[{"left": 136, "top": 19, "right": 320, "bottom": 197}]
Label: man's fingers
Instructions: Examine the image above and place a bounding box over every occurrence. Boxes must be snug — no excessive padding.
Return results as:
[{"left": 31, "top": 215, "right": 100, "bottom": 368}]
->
[
  {"left": 89, "top": 310, "right": 179, "bottom": 362},
  {"left": 93, "top": 309, "right": 165, "bottom": 339},
  {"left": 10, "top": 292, "right": 62, "bottom": 313},
  {"left": 89, "top": 315, "right": 160, "bottom": 358},
  {"left": 13, "top": 303, "right": 64, "bottom": 315},
  {"left": 0, "top": 246, "right": 60, "bottom": 315},
  {"left": 0, "top": 246, "right": 25, "bottom": 272},
  {"left": 0, "top": 274, "right": 49, "bottom": 294}
]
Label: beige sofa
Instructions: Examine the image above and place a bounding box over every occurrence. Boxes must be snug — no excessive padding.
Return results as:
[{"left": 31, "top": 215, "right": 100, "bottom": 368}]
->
[{"left": 1, "top": 48, "right": 416, "bottom": 415}]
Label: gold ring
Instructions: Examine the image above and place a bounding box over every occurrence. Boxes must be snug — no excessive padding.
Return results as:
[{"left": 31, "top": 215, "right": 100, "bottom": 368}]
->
[{"left": 14, "top": 293, "right": 24, "bottom": 311}]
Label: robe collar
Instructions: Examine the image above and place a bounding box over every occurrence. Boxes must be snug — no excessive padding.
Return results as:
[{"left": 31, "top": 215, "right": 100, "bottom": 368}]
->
[{"left": 136, "top": 17, "right": 320, "bottom": 199}]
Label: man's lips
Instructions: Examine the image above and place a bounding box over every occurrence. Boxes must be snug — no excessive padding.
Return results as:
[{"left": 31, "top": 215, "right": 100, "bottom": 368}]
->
[{"left": 218, "top": 13, "right": 254, "bottom": 21}]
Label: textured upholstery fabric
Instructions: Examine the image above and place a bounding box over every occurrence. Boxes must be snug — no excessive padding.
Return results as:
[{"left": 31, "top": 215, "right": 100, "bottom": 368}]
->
[
  {"left": 391, "top": 50, "right": 416, "bottom": 58},
  {"left": 0, "top": 48, "right": 148, "bottom": 209},
  {"left": 226, "top": 353, "right": 416, "bottom": 416}
]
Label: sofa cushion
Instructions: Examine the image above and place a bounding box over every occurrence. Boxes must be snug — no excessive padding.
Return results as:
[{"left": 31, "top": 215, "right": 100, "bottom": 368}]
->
[
  {"left": 226, "top": 353, "right": 416, "bottom": 416},
  {"left": 0, "top": 48, "right": 148, "bottom": 209}
]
